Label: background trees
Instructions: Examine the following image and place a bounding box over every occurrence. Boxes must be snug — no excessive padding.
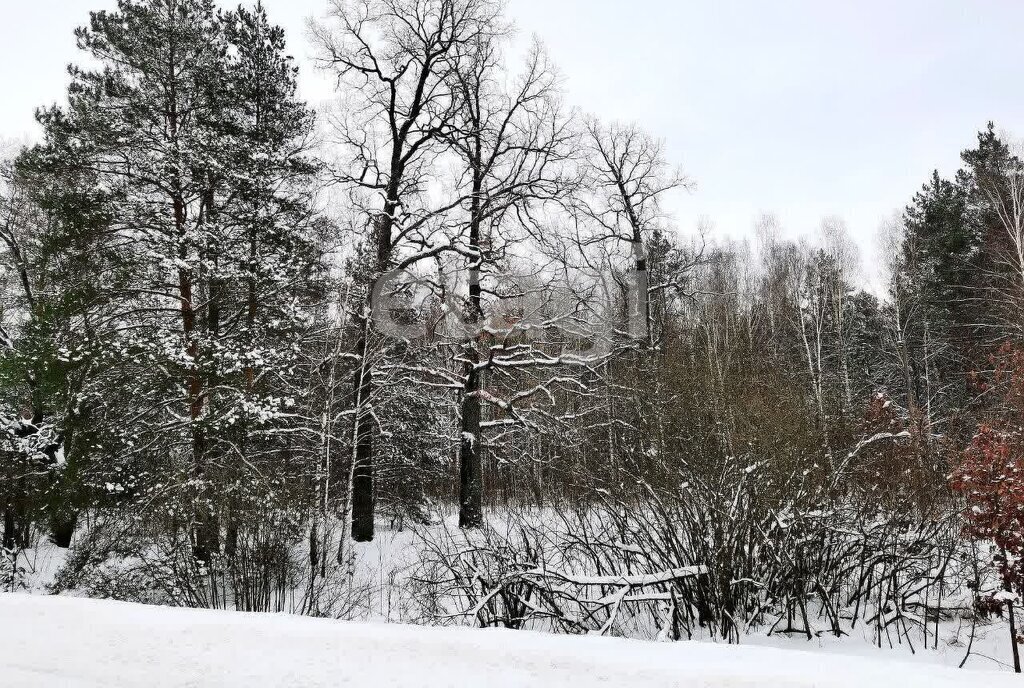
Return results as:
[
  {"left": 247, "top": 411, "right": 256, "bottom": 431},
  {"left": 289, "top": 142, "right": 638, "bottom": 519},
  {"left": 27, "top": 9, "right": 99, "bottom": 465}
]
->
[{"left": 0, "top": 156, "right": 74, "bottom": 553}]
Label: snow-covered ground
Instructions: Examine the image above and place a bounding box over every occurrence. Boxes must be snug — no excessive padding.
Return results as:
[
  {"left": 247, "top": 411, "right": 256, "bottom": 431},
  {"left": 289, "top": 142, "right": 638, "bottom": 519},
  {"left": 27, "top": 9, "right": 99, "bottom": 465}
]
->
[{"left": 0, "top": 594, "right": 1016, "bottom": 687}]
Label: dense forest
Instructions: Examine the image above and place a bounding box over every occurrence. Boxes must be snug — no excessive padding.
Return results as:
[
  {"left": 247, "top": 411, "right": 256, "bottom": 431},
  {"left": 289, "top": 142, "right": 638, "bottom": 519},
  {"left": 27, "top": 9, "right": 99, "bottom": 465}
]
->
[{"left": 3, "top": 0, "right": 1024, "bottom": 670}]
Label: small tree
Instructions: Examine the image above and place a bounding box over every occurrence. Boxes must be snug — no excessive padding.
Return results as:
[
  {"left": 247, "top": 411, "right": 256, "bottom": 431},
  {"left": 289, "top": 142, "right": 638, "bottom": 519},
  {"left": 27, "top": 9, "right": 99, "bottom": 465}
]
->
[{"left": 951, "top": 344, "right": 1024, "bottom": 673}]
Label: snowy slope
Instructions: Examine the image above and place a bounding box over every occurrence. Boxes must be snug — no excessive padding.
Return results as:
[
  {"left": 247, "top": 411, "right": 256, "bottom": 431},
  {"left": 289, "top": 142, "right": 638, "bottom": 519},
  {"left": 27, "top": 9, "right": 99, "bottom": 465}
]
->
[{"left": 0, "top": 594, "right": 1015, "bottom": 687}]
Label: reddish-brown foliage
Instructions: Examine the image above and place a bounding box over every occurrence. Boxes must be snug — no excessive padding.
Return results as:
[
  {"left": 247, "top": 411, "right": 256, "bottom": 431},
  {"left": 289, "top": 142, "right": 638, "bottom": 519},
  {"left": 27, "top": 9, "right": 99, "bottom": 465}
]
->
[{"left": 951, "top": 344, "right": 1024, "bottom": 590}]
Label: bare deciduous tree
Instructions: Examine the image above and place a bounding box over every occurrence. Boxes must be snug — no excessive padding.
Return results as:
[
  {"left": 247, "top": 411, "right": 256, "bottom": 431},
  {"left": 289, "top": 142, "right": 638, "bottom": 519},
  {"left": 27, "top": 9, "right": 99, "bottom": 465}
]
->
[{"left": 313, "top": 0, "right": 500, "bottom": 541}]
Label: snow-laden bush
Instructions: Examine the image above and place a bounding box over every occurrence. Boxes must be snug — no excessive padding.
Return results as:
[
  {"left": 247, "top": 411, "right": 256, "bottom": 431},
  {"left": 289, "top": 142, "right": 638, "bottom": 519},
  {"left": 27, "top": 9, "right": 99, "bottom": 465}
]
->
[{"left": 410, "top": 488, "right": 979, "bottom": 648}]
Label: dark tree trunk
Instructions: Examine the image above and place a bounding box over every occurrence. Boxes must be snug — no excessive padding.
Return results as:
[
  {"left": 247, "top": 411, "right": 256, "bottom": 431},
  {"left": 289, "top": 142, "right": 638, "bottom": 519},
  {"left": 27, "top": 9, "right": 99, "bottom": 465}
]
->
[
  {"left": 308, "top": 522, "right": 320, "bottom": 571},
  {"left": 351, "top": 352, "right": 375, "bottom": 542},
  {"left": 225, "top": 521, "right": 238, "bottom": 558},
  {"left": 1007, "top": 579, "right": 1021, "bottom": 673},
  {"left": 458, "top": 152, "right": 485, "bottom": 529},
  {"left": 458, "top": 358, "right": 483, "bottom": 528},
  {"left": 8, "top": 477, "right": 30, "bottom": 550},
  {"left": 349, "top": 203, "right": 396, "bottom": 544},
  {"left": 49, "top": 509, "right": 77, "bottom": 549},
  {"left": 2, "top": 508, "right": 15, "bottom": 552}
]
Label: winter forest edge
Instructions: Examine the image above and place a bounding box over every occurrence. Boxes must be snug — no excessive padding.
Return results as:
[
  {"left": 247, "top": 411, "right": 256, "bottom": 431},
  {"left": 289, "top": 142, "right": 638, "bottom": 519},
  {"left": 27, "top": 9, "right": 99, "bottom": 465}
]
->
[{"left": 2, "top": 0, "right": 1024, "bottom": 676}]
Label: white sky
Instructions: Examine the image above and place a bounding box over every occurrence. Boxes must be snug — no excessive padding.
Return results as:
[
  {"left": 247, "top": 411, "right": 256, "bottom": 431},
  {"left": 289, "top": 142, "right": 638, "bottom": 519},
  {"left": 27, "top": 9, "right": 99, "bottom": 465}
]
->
[{"left": 3, "top": 0, "right": 1024, "bottom": 284}]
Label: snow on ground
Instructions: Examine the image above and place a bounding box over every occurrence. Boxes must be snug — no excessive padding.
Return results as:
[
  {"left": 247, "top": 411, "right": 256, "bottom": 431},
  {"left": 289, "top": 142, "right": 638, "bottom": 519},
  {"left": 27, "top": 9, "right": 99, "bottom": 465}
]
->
[{"left": 0, "top": 594, "right": 1017, "bottom": 687}]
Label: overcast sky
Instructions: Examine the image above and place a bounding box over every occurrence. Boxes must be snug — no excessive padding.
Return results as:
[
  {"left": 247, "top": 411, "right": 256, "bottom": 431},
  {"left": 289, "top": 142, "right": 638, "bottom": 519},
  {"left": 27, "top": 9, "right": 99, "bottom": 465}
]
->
[{"left": 3, "top": 0, "right": 1024, "bottom": 283}]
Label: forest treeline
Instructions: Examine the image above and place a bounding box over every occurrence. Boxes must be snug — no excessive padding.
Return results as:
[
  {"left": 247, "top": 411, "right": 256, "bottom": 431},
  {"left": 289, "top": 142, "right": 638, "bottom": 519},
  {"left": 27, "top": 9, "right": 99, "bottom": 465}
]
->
[{"left": 3, "top": 0, "right": 1024, "bottom": 655}]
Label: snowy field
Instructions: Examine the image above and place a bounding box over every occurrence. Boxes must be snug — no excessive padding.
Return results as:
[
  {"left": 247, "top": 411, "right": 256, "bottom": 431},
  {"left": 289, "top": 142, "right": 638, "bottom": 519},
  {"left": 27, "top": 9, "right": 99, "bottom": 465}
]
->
[{"left": 0, "top": 594, "right": 1017, "bottom": 687}]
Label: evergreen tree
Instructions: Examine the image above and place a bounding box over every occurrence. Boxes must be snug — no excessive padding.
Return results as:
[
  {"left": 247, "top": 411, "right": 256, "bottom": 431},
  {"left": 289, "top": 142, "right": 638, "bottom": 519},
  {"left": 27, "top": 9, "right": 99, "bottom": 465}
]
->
[{"left": 24, "top": 0, "right": 322, "bottom": 565}]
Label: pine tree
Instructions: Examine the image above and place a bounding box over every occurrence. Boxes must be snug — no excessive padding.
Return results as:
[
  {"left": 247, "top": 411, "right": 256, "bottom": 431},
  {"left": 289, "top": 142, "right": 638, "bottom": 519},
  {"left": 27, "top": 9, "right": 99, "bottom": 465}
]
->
[{"left": 25, "top": 0, "right": 322, "bottom": 566}]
